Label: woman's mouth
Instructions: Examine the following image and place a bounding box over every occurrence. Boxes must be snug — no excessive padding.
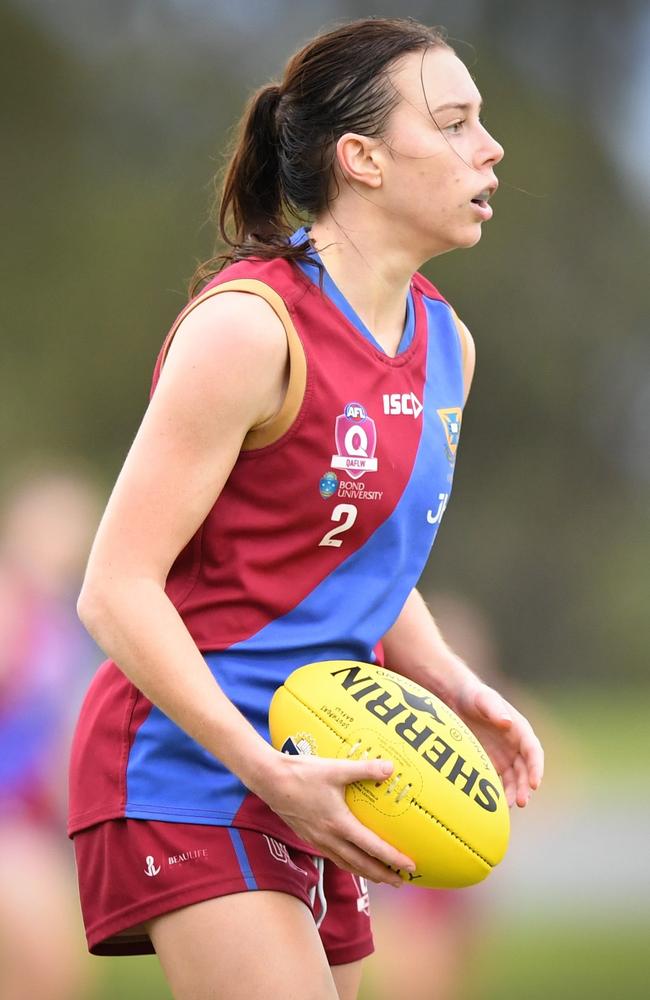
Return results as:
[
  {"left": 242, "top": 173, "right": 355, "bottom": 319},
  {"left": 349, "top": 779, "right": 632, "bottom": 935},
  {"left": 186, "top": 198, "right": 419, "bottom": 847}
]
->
[{"left": 470, "top": 189, "right": 493, "bottom": 220}]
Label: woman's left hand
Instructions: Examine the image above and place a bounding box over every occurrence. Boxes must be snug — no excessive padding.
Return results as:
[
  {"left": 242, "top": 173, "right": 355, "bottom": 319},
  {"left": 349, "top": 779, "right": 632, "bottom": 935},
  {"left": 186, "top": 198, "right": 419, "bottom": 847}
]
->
[{"left": 448, "top": 679, "right": 544, "bottom": 808}]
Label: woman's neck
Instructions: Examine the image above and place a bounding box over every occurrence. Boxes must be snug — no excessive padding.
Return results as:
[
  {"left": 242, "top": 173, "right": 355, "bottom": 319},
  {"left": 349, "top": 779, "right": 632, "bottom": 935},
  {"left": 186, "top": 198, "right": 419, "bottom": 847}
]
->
[{"left": 308, "top": 217, "right": 417, "bottom": 358}]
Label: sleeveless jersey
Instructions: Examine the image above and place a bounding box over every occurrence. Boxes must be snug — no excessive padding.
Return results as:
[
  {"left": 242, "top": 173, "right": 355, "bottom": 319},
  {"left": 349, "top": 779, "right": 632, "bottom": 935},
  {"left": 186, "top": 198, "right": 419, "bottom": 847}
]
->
[{"left": 68, "top": 247, "right": 468, "bottom": 849}]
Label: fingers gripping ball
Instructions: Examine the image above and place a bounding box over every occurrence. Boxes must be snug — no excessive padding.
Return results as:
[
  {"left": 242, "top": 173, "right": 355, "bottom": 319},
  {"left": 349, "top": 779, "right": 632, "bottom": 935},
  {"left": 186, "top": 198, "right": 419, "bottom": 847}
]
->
[{"left": 269, "top": 661, "right": 510, "bottom": 888}]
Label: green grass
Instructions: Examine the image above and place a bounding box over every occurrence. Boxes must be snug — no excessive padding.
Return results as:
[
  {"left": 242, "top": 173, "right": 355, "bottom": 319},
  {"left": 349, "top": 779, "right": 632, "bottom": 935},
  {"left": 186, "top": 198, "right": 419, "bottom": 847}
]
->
[
  {"left": 358, "top": 918, "right": 649, "bottom": 1000},
  {"left": 93, "top": 956, "right": 172, "bottom": 1000},
  {"left": 460, "top": 919, "right": 649, "bottom": 1000}
]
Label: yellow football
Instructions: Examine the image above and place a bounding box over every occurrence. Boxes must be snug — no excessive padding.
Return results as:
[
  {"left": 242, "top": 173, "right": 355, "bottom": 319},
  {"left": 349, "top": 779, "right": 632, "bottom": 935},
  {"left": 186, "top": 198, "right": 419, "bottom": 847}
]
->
[{"left": 269, "top": 660, "right": 510, "bottom": 888}]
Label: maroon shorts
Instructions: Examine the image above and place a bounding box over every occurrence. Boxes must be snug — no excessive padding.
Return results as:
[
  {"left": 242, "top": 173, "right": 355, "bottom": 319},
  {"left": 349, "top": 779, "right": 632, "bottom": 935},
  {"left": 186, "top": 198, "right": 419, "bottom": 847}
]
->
[{"left": 72, "top": 818, "right": 373, "bottom": 966}]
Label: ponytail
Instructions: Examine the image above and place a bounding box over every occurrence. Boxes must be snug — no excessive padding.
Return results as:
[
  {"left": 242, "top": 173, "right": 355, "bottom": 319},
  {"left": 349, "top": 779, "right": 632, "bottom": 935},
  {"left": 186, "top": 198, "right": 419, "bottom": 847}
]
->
[
  {"left": 190, "top": 81, "right": 311, "bottom": 295},
  {"left": 219, "top": 84, "right": 283, "bottom": 245}
]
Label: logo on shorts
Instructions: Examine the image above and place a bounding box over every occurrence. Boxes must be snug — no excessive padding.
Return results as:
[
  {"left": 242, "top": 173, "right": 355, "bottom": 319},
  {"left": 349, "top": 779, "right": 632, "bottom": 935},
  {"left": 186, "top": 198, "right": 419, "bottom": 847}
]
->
[
  {"left": 144, "top": 855, "right": 161, "bottom": 877},
  {"left": 168, "top": 849, "right": 209, "bottom": 866},
  {"left": 353, "top": 875, "right": 370, "bottom": 916},
  {"left": 263, "top": 835, "right": 308, "bottom": 876},
  {"left": 331, "top": 402, "right": 378, "bottom": 480}
]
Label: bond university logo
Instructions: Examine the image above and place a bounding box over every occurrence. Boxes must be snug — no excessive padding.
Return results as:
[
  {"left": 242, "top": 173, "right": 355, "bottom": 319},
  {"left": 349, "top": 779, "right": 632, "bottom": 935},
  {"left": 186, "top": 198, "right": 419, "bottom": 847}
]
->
[
  {"left": 437, "top": 407, "right": 462, "bottom": 463},
  {"left": 319, "top": 471, "right": 338, "bottom": 499},
  {"left": 331, "top": 402, "right": 378, "bottom": 480}
]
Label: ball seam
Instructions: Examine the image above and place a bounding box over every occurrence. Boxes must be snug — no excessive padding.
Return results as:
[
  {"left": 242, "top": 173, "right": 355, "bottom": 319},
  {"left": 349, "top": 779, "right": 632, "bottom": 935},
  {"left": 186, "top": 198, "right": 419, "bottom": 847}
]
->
[
  {"left": 283, "top": 685, "right": 494, "bottom": 870},
  {"left": 409, "top": 800, "right": 492, "bottom": 868}
]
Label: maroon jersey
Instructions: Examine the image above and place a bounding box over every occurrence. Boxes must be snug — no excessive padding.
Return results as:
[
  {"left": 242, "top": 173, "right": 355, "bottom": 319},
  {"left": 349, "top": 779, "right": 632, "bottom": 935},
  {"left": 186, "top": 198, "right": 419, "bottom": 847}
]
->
[{"left": 68, "top": 252, "right": 467, "bottom": 849}]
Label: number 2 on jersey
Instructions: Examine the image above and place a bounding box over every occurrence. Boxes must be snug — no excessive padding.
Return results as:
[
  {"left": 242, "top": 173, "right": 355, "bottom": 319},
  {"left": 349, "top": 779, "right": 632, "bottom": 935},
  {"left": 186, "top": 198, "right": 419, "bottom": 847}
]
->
[{"left": 318, "top": 503, "right": 358, "bottom": 548}]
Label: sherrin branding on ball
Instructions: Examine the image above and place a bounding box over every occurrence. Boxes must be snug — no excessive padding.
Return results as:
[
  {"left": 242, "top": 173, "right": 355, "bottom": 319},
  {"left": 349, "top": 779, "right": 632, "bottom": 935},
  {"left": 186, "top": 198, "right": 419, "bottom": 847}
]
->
[{"left": 269, "top": 661, "right": 510, "bottom": 888}]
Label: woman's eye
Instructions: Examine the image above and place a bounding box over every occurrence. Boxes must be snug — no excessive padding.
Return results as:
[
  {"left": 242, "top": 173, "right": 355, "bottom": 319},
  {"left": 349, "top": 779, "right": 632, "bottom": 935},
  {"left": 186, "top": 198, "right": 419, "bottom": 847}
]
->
[{"left": 445, "top": 120, "right": 464, "bottom": 134}]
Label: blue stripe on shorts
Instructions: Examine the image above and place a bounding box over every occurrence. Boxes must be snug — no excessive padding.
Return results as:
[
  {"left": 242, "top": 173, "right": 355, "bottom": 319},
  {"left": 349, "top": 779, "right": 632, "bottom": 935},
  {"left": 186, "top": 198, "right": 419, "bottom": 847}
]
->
[{"left": 227, "top": 828, "right": 258, "bottom": 890}]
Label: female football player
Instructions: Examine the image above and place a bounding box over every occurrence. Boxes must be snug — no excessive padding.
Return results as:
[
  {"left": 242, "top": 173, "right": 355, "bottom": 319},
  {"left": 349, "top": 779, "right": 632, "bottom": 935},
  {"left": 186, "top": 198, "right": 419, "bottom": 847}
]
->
[{"left": 69, "top": 17, "right": 544, "bottom": 1000}]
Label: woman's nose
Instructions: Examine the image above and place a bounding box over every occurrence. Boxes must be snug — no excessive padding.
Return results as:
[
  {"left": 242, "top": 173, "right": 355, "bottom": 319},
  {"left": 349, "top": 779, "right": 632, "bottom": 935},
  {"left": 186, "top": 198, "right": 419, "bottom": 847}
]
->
[{"left": 481, "top": 125, "right": 504, "bottom": 167}]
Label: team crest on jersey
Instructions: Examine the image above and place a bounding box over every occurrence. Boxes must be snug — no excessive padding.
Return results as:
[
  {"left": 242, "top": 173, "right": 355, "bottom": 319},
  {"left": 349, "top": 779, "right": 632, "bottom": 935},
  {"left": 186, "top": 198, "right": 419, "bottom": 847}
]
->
[
  {"left": 437, "top": 407, "right": 462, "bottom": 463},
  {"left": 331, "top": 402, "right": 378, "bottom": 480}
]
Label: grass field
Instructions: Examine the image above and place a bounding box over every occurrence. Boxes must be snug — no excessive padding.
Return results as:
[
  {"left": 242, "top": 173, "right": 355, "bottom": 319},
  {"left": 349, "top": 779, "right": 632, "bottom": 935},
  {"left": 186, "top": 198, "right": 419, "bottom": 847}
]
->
[
  {"left": 457, "top": 920, "right": 650, "bottom": 1000},
  {"left": 362, "top": 918, "right": 650, "bottom": 999}
]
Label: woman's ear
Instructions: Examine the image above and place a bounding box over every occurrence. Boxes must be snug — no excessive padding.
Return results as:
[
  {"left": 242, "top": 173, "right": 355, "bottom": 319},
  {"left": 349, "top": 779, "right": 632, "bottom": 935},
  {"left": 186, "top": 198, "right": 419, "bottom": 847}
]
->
[{"left": 334, "top": 133, "right": 383, "bottom": 189}]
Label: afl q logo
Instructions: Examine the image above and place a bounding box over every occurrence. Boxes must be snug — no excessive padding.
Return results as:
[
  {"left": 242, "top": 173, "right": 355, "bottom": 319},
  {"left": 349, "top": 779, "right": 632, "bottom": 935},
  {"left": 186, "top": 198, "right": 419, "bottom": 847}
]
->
[
  {"left": 331, "top": 402, "right": 378, "bottom": 480},
  {"left": 344, "top": 402, "right": 367, "bottom": 421}
]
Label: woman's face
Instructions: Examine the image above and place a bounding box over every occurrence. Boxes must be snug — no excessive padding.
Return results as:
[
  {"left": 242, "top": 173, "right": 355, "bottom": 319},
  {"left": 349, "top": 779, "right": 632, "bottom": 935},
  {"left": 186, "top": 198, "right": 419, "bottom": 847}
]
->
[{"left": 377, "top": 46, "right": 504, "bottom": 257}]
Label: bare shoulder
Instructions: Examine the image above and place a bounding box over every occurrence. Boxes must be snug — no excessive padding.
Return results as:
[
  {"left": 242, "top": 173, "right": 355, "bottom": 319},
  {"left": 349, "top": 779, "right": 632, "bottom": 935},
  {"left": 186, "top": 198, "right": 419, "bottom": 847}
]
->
[
  {"left": 165, "top": 289, "right": 289, "bottom": 377},
  {"left": 84, "top": 289, "right": 292, "bottom": 582},
  {"left": 159, "top": 289, "right": 290, "bottom": 429}
]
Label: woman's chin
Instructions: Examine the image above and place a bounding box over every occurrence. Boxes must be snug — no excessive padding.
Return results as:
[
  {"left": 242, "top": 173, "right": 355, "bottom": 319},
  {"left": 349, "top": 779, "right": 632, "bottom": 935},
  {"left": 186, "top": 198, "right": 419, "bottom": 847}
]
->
[
  {"left": 456, "top": 224, "right": 484, "bottom": 249},
  {"left": 430, "top": 225, "right": 485, "bottom": 256}
]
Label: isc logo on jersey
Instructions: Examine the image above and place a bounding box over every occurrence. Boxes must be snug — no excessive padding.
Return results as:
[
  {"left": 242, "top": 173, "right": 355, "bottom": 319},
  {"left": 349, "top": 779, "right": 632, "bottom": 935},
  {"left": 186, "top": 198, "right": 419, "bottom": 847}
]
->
[{"left": 382, "top": 392, "right": 423, "bottom": 418}]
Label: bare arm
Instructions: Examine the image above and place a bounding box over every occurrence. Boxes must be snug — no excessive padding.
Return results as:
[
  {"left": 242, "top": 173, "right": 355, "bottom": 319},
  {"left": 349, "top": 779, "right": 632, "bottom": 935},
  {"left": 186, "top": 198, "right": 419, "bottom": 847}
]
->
[
  {"left": 79, "top": 291, "right": 413, "bottom": 885},
  {"left": 381, "top": 589, "right": 476, "bottom": 699},
  {"left": 382, "top": 589, "right": 544, "bottom": 807}
]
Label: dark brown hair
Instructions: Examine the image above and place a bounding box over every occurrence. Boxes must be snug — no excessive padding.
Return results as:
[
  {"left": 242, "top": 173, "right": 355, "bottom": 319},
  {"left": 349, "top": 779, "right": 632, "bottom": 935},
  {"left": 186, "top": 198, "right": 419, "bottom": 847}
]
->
[{"left": 189, "top": 17, "right": 449, "bottom": 295}]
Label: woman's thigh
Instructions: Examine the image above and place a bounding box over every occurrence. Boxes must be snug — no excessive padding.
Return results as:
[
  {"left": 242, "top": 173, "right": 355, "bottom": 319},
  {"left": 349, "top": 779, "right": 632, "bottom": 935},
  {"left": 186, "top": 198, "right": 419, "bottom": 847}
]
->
[
  {"left": 146, "top": 889, "right": 342, "bottom": 1000},
  {"left": 331, "top": 960, "right": 365, "bottom": 1000}
]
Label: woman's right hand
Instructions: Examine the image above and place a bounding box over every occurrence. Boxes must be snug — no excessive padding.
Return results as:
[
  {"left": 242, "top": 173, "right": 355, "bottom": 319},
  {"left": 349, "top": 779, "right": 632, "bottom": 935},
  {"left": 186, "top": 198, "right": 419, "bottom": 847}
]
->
[{"left": 250, "top": 750, "right": 415, "bottom": 888}]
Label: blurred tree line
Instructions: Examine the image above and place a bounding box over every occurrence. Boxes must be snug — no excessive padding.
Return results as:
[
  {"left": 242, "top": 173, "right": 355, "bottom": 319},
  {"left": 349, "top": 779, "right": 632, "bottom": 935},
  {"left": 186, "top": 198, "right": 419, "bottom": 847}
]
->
[{"left": 2, "top": 0, "right": 648, "bottom": 687}]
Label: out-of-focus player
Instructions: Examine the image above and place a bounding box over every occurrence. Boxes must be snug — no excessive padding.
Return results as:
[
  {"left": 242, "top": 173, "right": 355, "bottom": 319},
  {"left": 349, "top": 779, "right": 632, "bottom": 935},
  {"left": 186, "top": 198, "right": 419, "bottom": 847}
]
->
[{"left": 0, "top": 468, "right": 100, "bottom": 1000}]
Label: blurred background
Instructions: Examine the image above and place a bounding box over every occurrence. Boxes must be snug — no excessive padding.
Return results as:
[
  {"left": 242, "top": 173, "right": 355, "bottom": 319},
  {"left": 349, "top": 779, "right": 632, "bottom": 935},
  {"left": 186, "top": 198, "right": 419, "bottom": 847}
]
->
[{"left": 1, "top": 0, "right": 648, "bottom": 997}]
